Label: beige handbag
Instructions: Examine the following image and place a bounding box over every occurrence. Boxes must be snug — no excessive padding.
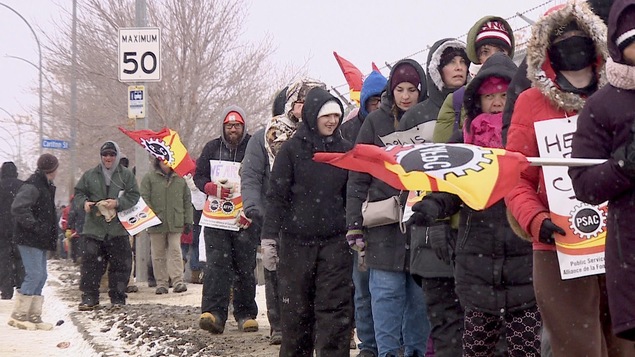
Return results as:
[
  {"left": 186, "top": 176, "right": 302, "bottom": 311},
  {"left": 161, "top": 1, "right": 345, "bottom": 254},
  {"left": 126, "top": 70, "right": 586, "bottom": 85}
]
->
[{"left": 361, "top": 195, "right": 406, "bottom": 233}]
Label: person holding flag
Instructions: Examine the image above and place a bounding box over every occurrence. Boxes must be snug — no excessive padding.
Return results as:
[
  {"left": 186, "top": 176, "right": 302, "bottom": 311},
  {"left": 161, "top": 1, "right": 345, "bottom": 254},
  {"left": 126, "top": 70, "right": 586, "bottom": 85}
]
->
[
  {"left": 74, "top": 141, "right": 140, "bottom": 310},
  {"left": 505, "top": 2, "right": 633, "bottom": 356},
  {"left": 194, "top": 106, "right": 259, "bottom": 335}
]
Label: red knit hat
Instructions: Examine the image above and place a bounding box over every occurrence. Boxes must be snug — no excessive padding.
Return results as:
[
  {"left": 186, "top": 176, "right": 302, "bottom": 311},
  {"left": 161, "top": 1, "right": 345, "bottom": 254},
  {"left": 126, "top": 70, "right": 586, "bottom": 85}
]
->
[
  {"left": 223, "top": 111, "right": 244, "bottom": 125},
  {"left": 477, "top": 76, "right": 510, "bottom": 95},
  {"left": 390, "top": 63, "right": 421, "bottom": 92},
  {"left": 476, "top": 20, "right": 512, "bottom": 53}
]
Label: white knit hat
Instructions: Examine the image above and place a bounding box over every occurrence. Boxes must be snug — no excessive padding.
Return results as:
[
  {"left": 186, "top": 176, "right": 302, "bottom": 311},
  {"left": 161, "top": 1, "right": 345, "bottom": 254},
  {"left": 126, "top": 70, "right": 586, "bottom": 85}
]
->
[{"left": 317, "top": 100, "right": 342, "bottom": 118}]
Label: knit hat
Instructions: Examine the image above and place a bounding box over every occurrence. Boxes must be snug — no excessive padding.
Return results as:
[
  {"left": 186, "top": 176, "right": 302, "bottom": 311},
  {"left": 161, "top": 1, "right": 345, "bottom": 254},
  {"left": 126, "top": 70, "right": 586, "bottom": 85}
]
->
[
  {"left": 223, "top": 111, "right": 245, "bottom": 125},
  {"left": 317, "top": 100, "right": 342, "bottom": 118},
  {"left": 615, "top": 5, "right": 635, "bottom": 51},
  {"left": 100, "top": 142, "right": 117, "bottom": 156},
  {"left": 37, "top": 153, "right": 59, "bottom": 174},
  {"left": 439, "top": 47, "right": 469, "bottom": 69},
  {"left": 477, "top": 76, "right": 510, "bottom": 95},
  {"left": 390, "top": 63, "right": 421, "bottom": 92},
  {"left": 476, "top": 20, "right": 513, "bottom": 53}
]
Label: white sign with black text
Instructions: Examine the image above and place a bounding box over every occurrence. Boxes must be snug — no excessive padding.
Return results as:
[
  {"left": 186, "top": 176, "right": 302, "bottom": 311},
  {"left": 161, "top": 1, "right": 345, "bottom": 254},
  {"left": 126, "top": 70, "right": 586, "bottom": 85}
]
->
[{"left": 118, "top": 27, "right": 161, "bottom": 82}]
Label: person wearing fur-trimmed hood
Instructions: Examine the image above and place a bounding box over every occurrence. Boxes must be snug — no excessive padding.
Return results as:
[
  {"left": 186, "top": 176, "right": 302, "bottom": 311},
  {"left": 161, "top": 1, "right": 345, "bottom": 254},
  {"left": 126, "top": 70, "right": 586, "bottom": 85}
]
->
[
  {"left": 570, "top": 0, "right": 635, "bottom": 344},
  {"left": 505, "top": 2, "right": 635, "bottom": 355}
]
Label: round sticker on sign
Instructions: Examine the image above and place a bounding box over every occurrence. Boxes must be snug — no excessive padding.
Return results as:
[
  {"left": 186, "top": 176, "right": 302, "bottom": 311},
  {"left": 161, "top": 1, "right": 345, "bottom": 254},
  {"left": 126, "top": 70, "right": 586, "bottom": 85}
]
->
[{"left": 568, "top": 204, "right": 606, "bottom": 240}]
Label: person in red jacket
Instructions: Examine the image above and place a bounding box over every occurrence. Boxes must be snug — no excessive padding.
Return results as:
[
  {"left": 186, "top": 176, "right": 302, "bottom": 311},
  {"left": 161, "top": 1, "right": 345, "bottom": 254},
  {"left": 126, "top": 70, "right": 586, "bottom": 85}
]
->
[{"left": 505, "top": 2, "right": 634, "bottom": 356}]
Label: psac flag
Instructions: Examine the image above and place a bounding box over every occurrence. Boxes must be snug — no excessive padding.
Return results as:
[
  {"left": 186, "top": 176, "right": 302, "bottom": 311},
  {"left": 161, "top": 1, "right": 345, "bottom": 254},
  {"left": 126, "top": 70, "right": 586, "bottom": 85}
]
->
[
  {"left": 314, "top": 143, "right": 529, "bottom": 210},
  {"left": 119, "top": 127, "right": 195, "bottom": 177}
]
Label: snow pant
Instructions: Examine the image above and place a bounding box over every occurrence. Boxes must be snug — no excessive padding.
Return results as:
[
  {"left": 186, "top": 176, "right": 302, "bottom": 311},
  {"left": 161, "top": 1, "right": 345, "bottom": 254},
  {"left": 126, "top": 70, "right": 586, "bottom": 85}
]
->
[
  {"left": 533, "top": 250, "right": 635, "bottom": 357},
  {"left": 79, "top": 235, "right": 132, "bottom": 304},
  {"left": 201, "top": 226, "right": 258, "bottom": 323},
  {"left": 0, "top": 239, "right": 24, "bottom": 299},
  {"left": 278, "top": 233, "right": 353, "bottom": 357},
  {"left": 420, "top": 277, "right": 464, "bottom": 357},
  {"left": 605, "top": 218, "right": 635, "bottom": 341},
  {"left": 462, "top": 305, "right": 541, "bottom": 357},
  {"left": 149, "top": 232, "right": 184, "bottom": 289},
  {"left": 264, "top": 268, "right": 281, "bottom": 334}
]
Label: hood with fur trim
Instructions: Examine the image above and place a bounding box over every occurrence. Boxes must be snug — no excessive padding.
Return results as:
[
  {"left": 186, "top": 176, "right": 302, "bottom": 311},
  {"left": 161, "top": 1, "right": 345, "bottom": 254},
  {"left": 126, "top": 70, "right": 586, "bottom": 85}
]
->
[
  {"left": 526, "top": 0, "right": 608, "bottom": 112},
  {"left": 428, "top": 38, "right": 469, "bottom": 92}
]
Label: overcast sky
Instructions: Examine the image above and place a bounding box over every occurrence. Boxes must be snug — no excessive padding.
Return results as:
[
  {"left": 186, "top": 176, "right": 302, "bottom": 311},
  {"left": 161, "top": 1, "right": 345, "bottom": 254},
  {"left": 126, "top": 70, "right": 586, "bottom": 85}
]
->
[{"left": 0, "top": 0, "right": 563, "bottom": 165}]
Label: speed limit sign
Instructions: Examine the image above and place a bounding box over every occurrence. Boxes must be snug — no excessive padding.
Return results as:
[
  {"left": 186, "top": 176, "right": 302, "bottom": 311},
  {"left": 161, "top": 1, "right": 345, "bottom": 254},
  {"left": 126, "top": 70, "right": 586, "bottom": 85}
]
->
[{"left": 118, "top": 27, "right": 161, "bottom": 82}]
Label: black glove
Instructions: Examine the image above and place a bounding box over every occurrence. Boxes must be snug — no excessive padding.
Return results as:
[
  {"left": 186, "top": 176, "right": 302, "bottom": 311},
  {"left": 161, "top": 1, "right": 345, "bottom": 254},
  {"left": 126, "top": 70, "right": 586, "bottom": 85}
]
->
[
  {"left": 406, "top": 200, "right": 440, "bottom": 227},
  {"left": 183, "top": 223, "right": 192, "bottom": 235},
  {"left": 538, "top": 219, "right": 565, "bottom": 245},
  {"left": 428, "top": 224, "right": 451, "bottom": 264},
  {"left": 612, "top": 118, "right": 635, "bottom": 178}
]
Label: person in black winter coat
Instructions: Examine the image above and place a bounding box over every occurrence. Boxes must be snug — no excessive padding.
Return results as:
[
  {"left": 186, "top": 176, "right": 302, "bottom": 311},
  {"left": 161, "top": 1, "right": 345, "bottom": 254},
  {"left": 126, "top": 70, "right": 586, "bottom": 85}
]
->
[
  {"left": 410, "top": 53, "right": 541, "bottom": 356},
  {"left": 8, "top": 154, "right": 59, "bottom": 331},
  {"left": 346, "top": 59, "right": 431, "bottom": 357},
  {"left": 261, "top": 87, "right": 353, "bottom": 357},
  {"left": 194, "top": 105, "right": 259, "bottom": 335},
  {"left": 0, "top": 162, "right": 24, "bottom": 300}
]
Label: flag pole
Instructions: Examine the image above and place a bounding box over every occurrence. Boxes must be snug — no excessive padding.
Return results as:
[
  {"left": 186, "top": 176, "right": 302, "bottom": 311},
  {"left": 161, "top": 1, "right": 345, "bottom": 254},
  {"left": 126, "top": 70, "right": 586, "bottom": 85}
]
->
[{"left": 527, "top": 157, "right": 606, "bottom": 167}]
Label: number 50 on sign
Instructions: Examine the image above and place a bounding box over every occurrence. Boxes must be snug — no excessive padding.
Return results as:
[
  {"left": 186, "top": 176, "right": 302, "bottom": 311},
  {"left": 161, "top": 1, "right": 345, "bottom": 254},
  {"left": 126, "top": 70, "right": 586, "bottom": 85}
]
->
[{"left": 118, "top": 27, "right": 161, "bottom": 82}]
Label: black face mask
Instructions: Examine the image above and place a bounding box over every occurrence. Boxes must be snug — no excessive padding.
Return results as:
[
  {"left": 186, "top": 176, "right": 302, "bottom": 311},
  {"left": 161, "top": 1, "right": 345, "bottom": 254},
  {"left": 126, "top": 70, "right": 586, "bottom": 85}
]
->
[{"left": 548, "top": 36, "right": 596, "bottom": 71}]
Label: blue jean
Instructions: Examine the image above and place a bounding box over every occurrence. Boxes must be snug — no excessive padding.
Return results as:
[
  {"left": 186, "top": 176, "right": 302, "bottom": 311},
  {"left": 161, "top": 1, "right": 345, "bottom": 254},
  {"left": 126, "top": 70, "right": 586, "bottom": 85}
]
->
[
  {"left": 369, "top": 268, "right": 430, "bottom": 357},
  {"left": 353, "top": 252, "right": 377, "bottom": 354},
  {"left": 17, "top": 245, "right": 47, "bottom": 296}
]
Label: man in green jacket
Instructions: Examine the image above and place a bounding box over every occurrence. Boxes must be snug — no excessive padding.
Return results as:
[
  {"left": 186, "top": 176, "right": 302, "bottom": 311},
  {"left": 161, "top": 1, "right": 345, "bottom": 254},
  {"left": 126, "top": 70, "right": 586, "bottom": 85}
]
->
[
  {"left": 141, "top": 158, "right": 193, "bottom": 295},
  {"left": 74, "top": 141, "right": 140, "bottom": 310}
]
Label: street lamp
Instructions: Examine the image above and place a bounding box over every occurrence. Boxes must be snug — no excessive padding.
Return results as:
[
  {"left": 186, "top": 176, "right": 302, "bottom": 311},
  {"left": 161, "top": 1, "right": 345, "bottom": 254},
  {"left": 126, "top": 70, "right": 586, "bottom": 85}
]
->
[{"left": 0, "top": 2, "right": 43, "bottom": 155}]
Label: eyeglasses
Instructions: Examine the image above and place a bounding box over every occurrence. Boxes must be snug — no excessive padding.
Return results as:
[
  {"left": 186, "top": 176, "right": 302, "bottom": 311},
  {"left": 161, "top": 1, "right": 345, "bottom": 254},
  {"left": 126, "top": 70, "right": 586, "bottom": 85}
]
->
[
  {"left": 368, "top": 97, "right": 381, "bottom": 105},
  {"left": 224, "top": 123, "right": 242, "bottom": 129},
  {"left": 101, "top": 152, "right": 116, "bottom": 157}
]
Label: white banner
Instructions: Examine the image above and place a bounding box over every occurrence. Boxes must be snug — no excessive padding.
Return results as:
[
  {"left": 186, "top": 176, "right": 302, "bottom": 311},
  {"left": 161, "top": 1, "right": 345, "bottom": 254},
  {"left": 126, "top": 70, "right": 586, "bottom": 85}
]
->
[
  {"left": 199, "top": 160, "right": 242, "bottom": 231},
  {"left": 117, "top": 197, "right": 162, "bottom": 236},
  {"left": 534, "top": 117, "right": 607, "bottom": 280}
]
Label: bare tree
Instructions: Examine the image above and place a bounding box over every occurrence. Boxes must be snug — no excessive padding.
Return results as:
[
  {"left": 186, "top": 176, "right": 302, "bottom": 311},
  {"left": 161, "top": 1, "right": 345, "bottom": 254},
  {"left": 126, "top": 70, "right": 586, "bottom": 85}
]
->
[{"left": 35, "top": 0, "right": 291, "bottom": 194}]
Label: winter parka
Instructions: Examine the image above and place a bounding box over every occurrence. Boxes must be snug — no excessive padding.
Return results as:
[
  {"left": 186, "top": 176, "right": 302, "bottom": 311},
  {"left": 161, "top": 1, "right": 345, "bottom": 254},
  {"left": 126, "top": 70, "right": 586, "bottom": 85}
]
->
[
  {"left": 140, "top": 166, "right": 193, "bottom": 234},
  {"left": 346, "top": 58, "right": 427, "bottom": 272},
  {"left": 0, "top": 162, "right": 22, "bottom": 241},
  {"left": 11, "top": 170, "right": 57, "bottom": 251},
  {"left": 569, "top": 0, "right": 635, "bottom": 340},
  {"left": 504, "top": 1, "right": 607, "bottom": 250},
  {"left": 262, "top": 87, "right": 352, "bottom": 240}
]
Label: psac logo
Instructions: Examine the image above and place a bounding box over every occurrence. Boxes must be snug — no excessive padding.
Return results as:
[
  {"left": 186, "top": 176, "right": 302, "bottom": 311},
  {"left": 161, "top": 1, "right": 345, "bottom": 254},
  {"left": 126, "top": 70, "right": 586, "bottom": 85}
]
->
[
  {"left": 391, "top": 144, "right": 492, "bottom": 179},
  {"left": 208, "top": 198, "right": 235, "bottom": 214},
  {"left": 141, "top": 138, "right": 175, "bottom": 165},
  {"left": 568, "top": 204, "right": 606, "bottom": 239},
  {"left": 127, "top": 211, "right": 148, "bottom": 224}
]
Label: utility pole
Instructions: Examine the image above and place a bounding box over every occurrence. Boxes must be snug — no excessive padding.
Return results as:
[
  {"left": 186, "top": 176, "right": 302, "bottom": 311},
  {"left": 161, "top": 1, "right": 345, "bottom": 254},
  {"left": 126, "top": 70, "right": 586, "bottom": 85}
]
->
[
  {"left": 70, "top": 0, "right": 78, "bottom": 195},
  {"left": 135, "top": 0, "right": 150, "bottom": 283}
]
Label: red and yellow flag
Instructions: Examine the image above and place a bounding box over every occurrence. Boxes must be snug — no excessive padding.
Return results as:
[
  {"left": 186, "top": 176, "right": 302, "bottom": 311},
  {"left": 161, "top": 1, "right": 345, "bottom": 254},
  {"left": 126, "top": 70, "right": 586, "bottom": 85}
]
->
[
  {"left": 314, "top": 143, "right": 530, "bottom": 211},
  {"left": 333, "top": 51, "right": 363, "bottom": 105},
  {"left": 119, "top": 127, "right": 195, "bottom": 177}
]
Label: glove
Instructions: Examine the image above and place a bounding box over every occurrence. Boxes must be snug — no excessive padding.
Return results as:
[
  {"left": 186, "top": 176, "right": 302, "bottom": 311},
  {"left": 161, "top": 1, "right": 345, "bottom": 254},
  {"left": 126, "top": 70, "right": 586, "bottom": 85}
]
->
[
  {"left": 184, "top": 173, "right": 198, "bottom": 192},
  {"left": 405, "top": 200, "right": 440, "bottom": 227},
  {"left": 261, "top": 238, "right": 279, "bottom": 271},
  {"left": 346, "top": 229, "right": 365, "bottom": 251},
  {"left": 204, "top": 178, "right": 233, "bottom": 200},
  {"left": 245, "top": 209, "right": 263, "bottom": 228},
  {"left": 538, "top": 219, "right": 566, "bottom": 245},
  {"left": 613, "top": 142, "right": 635, "bottom": 178},
  {"left": 64, "top": 229, "right": 73, "bottom": 239},
  {"left": 235, "top": 209, "right": 252, "bottom": 229},
  {"left": 357, "top": 250, "right": 368, "bottom": 272},
  {"left": 428, "top": 224, "right": 451, "bottom": 264},
  {"left": 183, "top": 223, "right": 192, "bottom": 235}
]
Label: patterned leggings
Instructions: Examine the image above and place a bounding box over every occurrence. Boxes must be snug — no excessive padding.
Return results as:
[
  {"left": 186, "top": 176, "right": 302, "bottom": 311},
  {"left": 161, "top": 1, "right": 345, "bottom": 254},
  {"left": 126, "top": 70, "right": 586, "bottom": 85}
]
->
[{"left": 463, "top": 306, "right": 541, "bottom": 357}]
